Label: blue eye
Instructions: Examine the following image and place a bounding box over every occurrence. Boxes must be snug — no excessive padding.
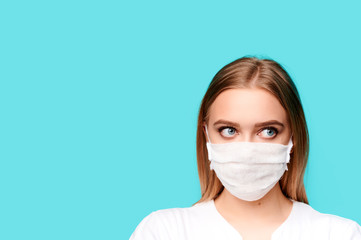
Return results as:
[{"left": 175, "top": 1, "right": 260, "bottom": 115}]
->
[
  {"left": 258, "top": 127, "right": 278, "bottom": 139},
  {"left": 219, "top": 127, "right": 237, "bottom": 138}
]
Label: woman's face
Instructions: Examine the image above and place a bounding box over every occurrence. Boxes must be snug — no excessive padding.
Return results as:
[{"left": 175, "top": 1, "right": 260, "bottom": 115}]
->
[{"left": 205, "top": 88, "right": 292, "bottom": 145}]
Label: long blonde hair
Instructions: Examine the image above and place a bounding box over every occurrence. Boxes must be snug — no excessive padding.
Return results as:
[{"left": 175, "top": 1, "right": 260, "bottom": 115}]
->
[{"left": 195, "top": 57, "right": 309, "bottom": 204}]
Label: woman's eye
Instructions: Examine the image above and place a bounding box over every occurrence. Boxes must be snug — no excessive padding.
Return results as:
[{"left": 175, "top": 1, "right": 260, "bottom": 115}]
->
[
  {"left": 258, "top": 128, "right": 278, "bottom": 139},
  {"left": 220, "top": 127, "right": 237, "bottom": 138}
]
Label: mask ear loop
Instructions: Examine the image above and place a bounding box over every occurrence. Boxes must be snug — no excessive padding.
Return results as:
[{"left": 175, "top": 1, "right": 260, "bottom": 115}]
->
[
  {"left": 204, "top": 125, "right": 213, "bottom": 169},
  {"left": 288, "top": 135, "right": 293, "bottom": 154},
  {"left": 285, "top": 135, "right": 294, "bottom": 171},
  {"left": 204, "top": 124, "right": 212, "bottom": 144}
]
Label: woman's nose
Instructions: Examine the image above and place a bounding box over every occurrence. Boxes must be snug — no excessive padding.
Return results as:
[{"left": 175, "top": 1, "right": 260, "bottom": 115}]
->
[{"left": 235, "top": 133, "right": 254, "bottom": 142}]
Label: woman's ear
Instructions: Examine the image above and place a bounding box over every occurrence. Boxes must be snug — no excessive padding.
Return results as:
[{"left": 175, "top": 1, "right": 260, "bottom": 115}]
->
[{"left": 202, "top": 121, "right": 208, "bottom": 141}]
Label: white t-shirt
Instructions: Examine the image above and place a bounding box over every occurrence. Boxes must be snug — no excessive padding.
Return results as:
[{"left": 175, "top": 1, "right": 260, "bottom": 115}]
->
[{"left": 130, "top": 199, "right": 361, "bottom": 240}]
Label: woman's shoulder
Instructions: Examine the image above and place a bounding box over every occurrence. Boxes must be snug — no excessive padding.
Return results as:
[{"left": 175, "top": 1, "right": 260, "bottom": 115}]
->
[
  {"left": 290, "top": 201, "right": 361, "bottom": 239},
  {"left": 141, "top": 200, "right": 213, "bottom": 222},
  {"left": 293, "top": 200, "right": 358, "bottom": 224},
  {"left": 129, "top": 200, "right": 214, "bottom": 240}
]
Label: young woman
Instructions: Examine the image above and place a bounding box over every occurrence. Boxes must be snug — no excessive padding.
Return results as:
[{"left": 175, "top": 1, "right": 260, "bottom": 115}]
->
[{"left": 130, "top": 57, "right": 361, "bottom": 240}]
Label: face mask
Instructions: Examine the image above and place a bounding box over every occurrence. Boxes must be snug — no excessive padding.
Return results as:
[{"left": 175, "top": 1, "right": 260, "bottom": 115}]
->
[{"left": 204, "top": 125, "right": 293, "bottom": 201}]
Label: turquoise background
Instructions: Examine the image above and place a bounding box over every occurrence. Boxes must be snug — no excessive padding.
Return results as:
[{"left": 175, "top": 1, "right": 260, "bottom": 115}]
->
[{"left": 1, "top": 1, "right": 360, "bottom": 239}]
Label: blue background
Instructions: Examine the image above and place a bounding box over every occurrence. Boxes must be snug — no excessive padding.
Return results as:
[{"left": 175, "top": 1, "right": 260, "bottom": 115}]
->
[{"left": 1, "top": 1, "right": 360, "bottom": 239}]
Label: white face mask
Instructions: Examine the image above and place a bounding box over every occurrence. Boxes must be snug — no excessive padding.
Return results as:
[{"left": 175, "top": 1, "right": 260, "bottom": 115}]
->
[{"left": 204, "top": 125, "right": 293, "bottom": 201}]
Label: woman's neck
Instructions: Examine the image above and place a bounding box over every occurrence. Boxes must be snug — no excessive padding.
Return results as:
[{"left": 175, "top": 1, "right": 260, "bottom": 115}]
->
[{"left": 214, "top": 183, "right": 292, "bottom": 223}]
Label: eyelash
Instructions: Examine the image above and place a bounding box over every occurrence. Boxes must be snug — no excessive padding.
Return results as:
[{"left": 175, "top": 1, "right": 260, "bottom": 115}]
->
[
  {"left": 217, "top": 126, "right": 279, "bottom": 138},
  {"left": 217, "top": 125, "right": 237, "bottom": 134}
]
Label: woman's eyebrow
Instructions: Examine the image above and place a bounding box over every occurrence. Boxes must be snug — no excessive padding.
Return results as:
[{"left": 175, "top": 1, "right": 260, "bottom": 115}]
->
[
  {"left": 254, "top": 120, "right": 284, "bottom": 128},
  {"left": 213, "top": 119, "right": 240, "bottom": 128},
  {"left": 213, "top": 119, "right": 284, "bottom": 128}
]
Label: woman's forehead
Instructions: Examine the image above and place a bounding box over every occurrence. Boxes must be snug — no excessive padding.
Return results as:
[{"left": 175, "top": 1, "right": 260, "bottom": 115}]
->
[{"left": 208, "top": 88, "right": 288, "bottom": 126}]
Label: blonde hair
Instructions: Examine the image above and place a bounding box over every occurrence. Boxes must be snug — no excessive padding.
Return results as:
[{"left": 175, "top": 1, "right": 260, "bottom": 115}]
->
[{"left": 195, "top": 57, "right": 309, "bottom": 204}]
